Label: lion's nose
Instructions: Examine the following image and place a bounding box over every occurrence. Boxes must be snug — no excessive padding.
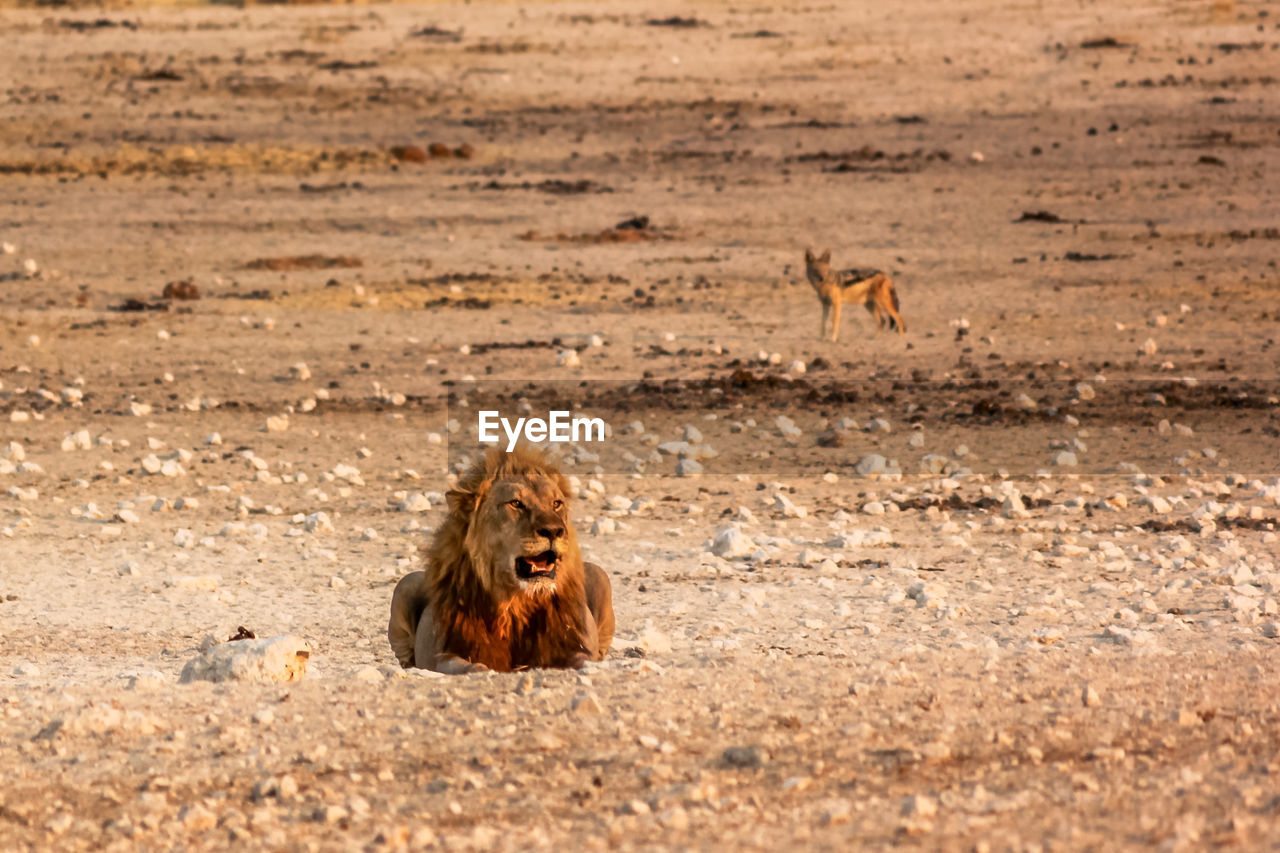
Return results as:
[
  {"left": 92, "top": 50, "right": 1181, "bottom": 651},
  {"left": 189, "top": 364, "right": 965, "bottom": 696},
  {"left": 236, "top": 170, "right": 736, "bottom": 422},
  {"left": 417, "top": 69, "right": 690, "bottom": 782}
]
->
[{"left": 537, "top": 522, "right": 565, "bottom": 541}]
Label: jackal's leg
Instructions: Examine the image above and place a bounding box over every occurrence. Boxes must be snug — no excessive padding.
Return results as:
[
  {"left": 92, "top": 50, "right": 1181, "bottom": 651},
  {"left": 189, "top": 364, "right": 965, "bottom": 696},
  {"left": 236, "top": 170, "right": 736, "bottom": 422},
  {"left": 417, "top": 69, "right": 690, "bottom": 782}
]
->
[
  {"left": 868, "top": 302, "right": 885, "bottom": 337},
  {"left": 819, "top": 301, "right": 830, "bottom": 341},
  {"left": 830, "top": 298, "right": 842, "bottom": 343}
]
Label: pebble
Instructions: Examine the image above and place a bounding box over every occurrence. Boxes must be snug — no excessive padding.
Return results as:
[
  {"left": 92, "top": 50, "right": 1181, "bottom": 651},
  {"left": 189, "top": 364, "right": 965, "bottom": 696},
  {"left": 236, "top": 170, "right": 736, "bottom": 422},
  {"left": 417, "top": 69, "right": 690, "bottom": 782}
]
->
[
  {"left": 352, "top": 665, "right": 384, "bottom": 683},
  {"left": 1140, "top": 495, "right": 1172, "bottom": 514},
  {"left": 557, "top": 349, "right": 581, "bottom": 367},
  {"left": 1082, "top": 684, "right": 1102, "bottom": 707},
  {"left": 775, "top": 416, "right": 803, "bottom": 439},
  {"left": 60, "top": 430, "right": 92, "bottom": 452},
  {"left": 399, "top": 493, "right": 431, "bottom": 512},
  {"left": 722, "top": 745, "right": 765, "bottom": 768},
  {"left": 773, "top": 493, "right": 807, "bottom": 518},
  {"left": 675, "top": 458, "right": 703, "bottom": 477},
  {"left": 902, "top": 793, "right": 937, "bottom": 818},
  {"left": 305, "top": 512, "right": 334, "bottom": 533},
  {"left": 855, "top": 454, "right": 887, "bottom": 476}
]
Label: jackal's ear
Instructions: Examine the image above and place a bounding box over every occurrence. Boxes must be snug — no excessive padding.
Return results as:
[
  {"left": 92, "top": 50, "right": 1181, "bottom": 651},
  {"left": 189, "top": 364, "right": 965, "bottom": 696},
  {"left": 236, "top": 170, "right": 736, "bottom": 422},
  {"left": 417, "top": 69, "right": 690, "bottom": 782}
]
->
[
  {"left": 804, "top": 248, "right": 814, "bottom": 263},
  {"left": 819, "top": 250, "right": 831, "bottom": 263}
]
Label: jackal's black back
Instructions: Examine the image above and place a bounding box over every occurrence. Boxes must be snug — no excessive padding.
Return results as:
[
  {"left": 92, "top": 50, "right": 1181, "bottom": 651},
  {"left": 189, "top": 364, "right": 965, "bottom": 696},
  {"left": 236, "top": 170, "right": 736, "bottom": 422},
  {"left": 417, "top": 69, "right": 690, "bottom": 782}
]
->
[{"left": 837, "top": 268, "right": 883, "bottom": 287}]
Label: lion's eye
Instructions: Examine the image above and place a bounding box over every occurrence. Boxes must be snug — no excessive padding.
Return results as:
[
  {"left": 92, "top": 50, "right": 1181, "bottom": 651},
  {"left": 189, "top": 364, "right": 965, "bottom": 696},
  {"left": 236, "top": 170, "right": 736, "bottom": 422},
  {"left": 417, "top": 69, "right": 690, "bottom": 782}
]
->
[
  {"left": 552, "top": 500, "right": 564, "bottom": 511},
  {"left": 508, "top": 499, "right": 524, "bottom": 511}
]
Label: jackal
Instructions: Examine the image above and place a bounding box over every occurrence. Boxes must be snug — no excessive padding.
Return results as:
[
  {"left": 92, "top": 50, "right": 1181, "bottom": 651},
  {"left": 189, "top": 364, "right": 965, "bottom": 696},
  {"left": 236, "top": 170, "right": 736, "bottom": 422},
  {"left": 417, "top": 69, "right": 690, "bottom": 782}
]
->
[{"left": 803, "top": 248, "right": 906, "bottom": 342}]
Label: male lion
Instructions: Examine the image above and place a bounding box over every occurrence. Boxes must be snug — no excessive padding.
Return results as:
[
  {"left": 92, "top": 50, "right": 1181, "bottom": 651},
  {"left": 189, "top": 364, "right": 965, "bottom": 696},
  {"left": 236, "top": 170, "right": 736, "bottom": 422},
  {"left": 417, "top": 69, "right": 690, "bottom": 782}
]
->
[{"left": 388, "top": 445, "right": 614, "bottom": 673}]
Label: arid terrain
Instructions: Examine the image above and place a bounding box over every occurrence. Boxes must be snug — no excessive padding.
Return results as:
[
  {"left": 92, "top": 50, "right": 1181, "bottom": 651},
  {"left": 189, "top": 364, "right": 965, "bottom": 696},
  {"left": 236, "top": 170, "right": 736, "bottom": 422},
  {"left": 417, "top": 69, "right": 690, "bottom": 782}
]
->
[{"left": 2, "top": 0, "right": 1280, "bottom": 849}]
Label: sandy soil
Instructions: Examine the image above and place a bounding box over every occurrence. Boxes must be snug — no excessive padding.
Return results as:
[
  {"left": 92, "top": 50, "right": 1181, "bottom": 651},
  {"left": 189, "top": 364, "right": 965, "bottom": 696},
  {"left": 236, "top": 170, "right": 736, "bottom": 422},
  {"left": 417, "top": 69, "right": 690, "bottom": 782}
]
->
[{"left": 2, "top": 0, "right": 1280, "bottom": 849}]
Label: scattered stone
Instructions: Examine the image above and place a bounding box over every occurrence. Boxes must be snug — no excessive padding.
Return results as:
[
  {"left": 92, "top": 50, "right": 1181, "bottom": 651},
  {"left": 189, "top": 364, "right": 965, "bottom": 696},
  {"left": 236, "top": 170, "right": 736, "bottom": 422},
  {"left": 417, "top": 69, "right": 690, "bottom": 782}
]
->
[
  {"left": 711, "top": 526, "right": 753, "bottom": 558},
  {"left": 854, "top": 454, "right": 887, "bottom": 476},
  {"left": 1082, "top": 684, "right": 1102, "bottom": 707},
  {"left": 722, "top": 745, "right": 765, "bottom": 768},
  {"left": 902, "top": 793, "right": 937, "bottom": 818},
  {"left": 305, "top": 512, "right": 334, "bottom": 533},
  {"left": 773, "top": 493, "right": 807, "bottom": 518},
  {"left": 179, "top": 635, "right": 312, "bottom": 684}
]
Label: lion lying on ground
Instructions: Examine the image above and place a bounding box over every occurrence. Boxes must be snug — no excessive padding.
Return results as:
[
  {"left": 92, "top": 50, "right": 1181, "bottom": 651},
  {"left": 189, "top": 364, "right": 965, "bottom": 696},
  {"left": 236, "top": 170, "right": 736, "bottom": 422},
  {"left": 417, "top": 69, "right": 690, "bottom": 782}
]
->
[{"left": 388, "top": 446, "right": 614, "bottom": 673}]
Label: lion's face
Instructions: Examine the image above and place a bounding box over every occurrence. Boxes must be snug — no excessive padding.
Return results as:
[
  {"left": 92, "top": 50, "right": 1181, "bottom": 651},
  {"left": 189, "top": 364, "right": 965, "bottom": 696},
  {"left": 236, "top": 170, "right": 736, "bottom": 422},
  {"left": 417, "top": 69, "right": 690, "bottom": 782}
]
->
[{"left": 461, "top": 469, "right": 575, "bottom": 599}]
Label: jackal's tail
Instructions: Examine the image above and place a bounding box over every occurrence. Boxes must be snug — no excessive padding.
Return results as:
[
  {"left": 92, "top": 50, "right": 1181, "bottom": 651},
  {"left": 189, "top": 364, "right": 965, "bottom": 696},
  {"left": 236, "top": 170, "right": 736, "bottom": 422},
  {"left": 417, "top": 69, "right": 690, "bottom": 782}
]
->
[{"left": 884, "top": 282, "right": 906, "bottom": 334}]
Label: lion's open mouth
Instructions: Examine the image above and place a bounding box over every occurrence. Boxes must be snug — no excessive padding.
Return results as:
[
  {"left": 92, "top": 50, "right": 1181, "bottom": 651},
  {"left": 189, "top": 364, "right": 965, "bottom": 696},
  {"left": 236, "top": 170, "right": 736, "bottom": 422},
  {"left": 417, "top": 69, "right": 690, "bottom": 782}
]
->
[{"left": 515, "top": 550, "right": 558, "bottom": 580}]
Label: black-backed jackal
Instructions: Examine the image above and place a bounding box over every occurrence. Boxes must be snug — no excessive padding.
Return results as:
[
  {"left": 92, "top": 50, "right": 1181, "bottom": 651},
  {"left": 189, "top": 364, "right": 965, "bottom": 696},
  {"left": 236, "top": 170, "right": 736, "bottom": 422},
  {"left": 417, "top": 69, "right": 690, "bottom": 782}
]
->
[{"left": 803, "top": 248, "right": 906, "bottom": 343}]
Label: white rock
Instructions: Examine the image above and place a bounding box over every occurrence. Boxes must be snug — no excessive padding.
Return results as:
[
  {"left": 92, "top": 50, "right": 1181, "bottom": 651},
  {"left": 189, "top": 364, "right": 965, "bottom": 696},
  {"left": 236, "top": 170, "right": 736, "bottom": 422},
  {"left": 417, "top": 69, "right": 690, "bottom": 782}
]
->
[
  {"left": 675, "top": 458, "right": 703, "bottom": 477},
  {"left": 710, "top": 525, "right": 753, "bottom": 559},
  {"left": 902, "top": 794, "right": 937, "bottom": 818},
  {"left": 557, "top": 349, "right": 581, "bottom": 368},
  {"left": 399, "top": 494, "right": 430, "bottom": 514},
  {"left": 266, "top": 415, "right": 289, "bottom": 433},
  {"left": 1140, "top": 338, "right": 1159, "bottom": 356},
  {"left": 1140, "top": 495, "right": 1172, "bottom": 514},
  {"left": 60, "top": 430, "right": 92, "bottom": 452},
  {"left": 179, "top": 635, "right": 312, "bottom": 684},
  {"left": 591, "top": 516, "right": 616, "bottom": 535},
  {"left": 855, "top": 454, "right": 887, "bottom": 476},
  {"left": 1001, "top": 492, "right": 1029, "bottom": 519},
  {"left": 290, "top": 363, "right": 311, "bottom": 381},
  {"left": 773, "top": 493, "right": 808, "bottom": 518},
  {"left": 305, "top": 512, "right": 334, "bottom": 533}
]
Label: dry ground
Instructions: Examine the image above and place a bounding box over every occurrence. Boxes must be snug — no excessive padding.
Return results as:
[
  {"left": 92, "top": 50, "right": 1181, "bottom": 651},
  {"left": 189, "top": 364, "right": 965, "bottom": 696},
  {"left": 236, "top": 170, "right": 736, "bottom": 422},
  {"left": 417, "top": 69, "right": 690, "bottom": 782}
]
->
[{"left": 2, "top": 0, "right": 1280, "bottom": 850}]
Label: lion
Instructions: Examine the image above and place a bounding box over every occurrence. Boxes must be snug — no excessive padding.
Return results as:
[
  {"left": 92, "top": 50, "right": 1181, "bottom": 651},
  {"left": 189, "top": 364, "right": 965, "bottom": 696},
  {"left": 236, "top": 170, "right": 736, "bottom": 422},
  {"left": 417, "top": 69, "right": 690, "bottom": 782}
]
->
[{"left": 388, "top": 445, "right": 614, "bottom": 674}]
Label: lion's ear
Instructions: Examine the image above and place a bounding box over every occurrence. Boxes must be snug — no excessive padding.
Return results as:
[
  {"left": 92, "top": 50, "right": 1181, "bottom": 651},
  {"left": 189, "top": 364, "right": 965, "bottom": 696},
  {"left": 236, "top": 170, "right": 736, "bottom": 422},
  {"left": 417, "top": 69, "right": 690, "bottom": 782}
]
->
[
  {"left": 445, "top": 489, "right": 475, "bottom": 516},
  {"left": 554, "top": 473, "right": 573, "bottom": 502}
]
